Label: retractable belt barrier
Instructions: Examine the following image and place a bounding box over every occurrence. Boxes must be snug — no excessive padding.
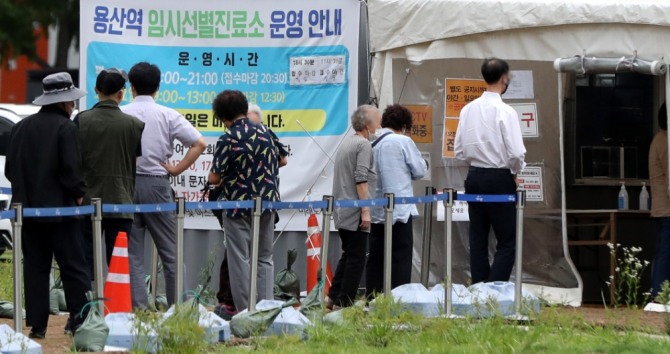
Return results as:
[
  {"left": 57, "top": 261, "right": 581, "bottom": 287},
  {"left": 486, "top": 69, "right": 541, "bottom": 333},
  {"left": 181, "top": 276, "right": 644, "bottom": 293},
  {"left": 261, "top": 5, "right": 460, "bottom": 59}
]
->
[{"left": 1, "top": 189, "right": 524, "bottom": 329}]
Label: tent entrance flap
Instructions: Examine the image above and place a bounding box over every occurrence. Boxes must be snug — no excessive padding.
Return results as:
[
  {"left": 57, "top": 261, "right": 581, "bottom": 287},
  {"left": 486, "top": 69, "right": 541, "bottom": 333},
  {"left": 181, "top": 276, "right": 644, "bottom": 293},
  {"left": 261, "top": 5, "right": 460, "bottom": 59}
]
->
[{"left": 553, "top": 55, "right": 666, "bottom": 76}]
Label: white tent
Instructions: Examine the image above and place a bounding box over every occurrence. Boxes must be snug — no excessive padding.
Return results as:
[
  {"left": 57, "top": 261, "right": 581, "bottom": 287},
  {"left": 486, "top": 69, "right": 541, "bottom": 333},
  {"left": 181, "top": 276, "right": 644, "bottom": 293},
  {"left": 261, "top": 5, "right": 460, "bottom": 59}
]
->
[{"left": 369, "top": 0, "right": 670, "bottom": 306}]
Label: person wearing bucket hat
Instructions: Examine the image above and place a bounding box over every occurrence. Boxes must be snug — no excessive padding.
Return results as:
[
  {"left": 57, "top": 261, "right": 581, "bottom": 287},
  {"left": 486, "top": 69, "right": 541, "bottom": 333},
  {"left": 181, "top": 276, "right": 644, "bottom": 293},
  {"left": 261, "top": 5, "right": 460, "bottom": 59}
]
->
[
  {"left": 121, "top": 62, "right": 206, "bottom": 309},
  {"left": 74, "top": 68, "right": 145, "bottom": 285},
  {"left": 5, "top": 72, "right": 92, "bottom": 339}
]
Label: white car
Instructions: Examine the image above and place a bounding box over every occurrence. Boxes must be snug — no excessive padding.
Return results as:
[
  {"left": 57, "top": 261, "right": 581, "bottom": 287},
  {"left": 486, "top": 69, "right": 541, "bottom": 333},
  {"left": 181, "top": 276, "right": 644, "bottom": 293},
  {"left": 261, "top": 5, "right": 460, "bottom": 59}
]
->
[{"left": 0, "top": 108, "right": 24, "bottom": 255}]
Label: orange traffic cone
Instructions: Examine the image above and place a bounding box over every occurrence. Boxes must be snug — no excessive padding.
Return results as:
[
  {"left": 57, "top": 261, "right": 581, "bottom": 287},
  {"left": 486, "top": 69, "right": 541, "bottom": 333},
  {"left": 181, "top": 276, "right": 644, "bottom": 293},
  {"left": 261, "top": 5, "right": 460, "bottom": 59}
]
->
[
  {"left": 104, "top": 231, "right": 132, "bottom": 315},
  {"left": 306, "top": 213, "right": 333, "bottom": 294}
]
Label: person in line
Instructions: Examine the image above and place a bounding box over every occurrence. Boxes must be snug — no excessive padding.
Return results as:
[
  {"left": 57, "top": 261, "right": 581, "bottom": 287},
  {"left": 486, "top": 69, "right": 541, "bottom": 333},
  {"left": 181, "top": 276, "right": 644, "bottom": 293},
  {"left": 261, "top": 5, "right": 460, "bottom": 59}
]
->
[
  {"left": 366, "top": 104, "right": 427, "bottom": 298},
  {"left": 75, "top": 68, "right": 145, "bottom": 281},
  {"left": 454, "top": 58, "right": 526, "bottom": 284},
  {"left": 329, "top": 105, "right": 381, "bottom": 308},
  {"left": 649, "top": 103, "right": 670, "bottom": 298},
  {"left": 121, "top": 62, "right": 207, "bottom": 309},
  {"left": 5, "top": 72, "right": 92, "bottom": 338},
  {"left": 208, "top": 90, "right": 280, "bottom": 311},
  {"left": 213, "top": 102, "right": 288, "bottom": 318}
]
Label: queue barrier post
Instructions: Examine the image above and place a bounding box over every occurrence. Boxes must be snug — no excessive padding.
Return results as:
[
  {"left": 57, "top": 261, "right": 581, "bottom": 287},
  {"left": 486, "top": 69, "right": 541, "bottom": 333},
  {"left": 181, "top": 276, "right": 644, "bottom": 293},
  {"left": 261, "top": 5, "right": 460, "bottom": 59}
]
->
[
  {"left": 175, "top": 197, "right": 185, "bottom": 305},
  {"left": 91, "top": 198, "right": 104, "bottom": 314},
  {"left": 248, "top": 196, "right": 263, "bottom": 312},
  {"left": 514, "top": 189, "right": 527, "bottom": 319},
  {"left": 11, "top": 203, "right": 23, "bottom": 332},
  {"left": 383, "top": 193, "right": 395, "bottom": 296},
  {"left": 150, "top": 243, "right": 159, "bottom": 305},
  {"left": 320, "top": 196, "right": 334, "bottom": 308},
  {"left": 420, "top": 187, "right": 435, "bottom": 287},
  {"left": 443, "top": 189, "right": 454, "bottom": 317}
]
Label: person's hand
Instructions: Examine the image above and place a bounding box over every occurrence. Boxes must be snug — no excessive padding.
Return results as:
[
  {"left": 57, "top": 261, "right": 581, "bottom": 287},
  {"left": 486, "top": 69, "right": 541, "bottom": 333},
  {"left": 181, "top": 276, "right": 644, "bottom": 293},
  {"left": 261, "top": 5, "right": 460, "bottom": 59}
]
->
[
  {"left": 76, "top": 197, "right": 83, "bottom": 206},
  {"left": 160, "top": 161, "right": 181, "bottom": 177},
  {"left": 360, "top": 208, "right": 371, "bottom": 231}
]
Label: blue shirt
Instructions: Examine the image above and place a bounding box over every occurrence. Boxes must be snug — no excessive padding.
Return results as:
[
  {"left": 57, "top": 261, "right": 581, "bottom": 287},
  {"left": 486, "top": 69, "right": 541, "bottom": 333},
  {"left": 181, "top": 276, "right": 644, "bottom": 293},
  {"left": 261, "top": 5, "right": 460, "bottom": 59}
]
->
[
  {"left": 211, "top": 118, "right": 280, "bottom": 218},
  {"left": 371, "top": 129, "right": 428, "bottom": 224}
]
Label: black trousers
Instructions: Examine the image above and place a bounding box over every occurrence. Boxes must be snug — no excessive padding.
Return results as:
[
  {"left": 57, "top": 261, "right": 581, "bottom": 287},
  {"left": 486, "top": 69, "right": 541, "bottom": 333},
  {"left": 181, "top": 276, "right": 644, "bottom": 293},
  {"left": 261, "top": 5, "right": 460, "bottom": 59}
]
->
[
  {"left": 216, "top": 248, "right": 235, "bottom": 306},
  {"left": 83, "top": 217, "right": 133, "bottom": 281},
  {"left": 464, "top": 167, "right": 517, "bottom": 284},
  {"left": 329, "top": 227, "right": 368, "bottom": 307},
  {"left": 23, "top": 219, "right": 91, "bottom": 329},
  {"left": 365, "top": 218, "right": 413, "bottom": 298}
]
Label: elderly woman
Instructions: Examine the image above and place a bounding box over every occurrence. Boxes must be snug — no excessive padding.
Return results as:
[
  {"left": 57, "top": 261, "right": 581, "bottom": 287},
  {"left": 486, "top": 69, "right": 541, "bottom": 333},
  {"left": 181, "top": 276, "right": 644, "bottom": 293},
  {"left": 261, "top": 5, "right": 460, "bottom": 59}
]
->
[
  {"left": 366, "top": 104, "right": 428, "bottom": 299},
  {"left": 328, "top": 105, "right": 381, "bottom": 309}
]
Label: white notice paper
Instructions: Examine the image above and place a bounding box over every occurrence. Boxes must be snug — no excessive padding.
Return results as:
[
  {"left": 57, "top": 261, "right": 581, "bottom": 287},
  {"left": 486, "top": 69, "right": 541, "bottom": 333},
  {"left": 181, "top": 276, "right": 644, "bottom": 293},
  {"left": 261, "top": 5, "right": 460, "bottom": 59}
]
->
[
  {"left": 502, "top": 70, "right": 534, "bottom": 100},
  {"left": 436, "top": 191, "right": 469, "bottom": 222},
  {"left": 518, "top": 166, "right": 544, "bottom": 202},
  {"left": 510, "top": 103, "right": 539, "bottom": 138},
  {"left": 421, "top": 152, "right": 431, "bottom": 181},
  {"left": 290, "top": 55, "right": 346, "bottom": 86}
]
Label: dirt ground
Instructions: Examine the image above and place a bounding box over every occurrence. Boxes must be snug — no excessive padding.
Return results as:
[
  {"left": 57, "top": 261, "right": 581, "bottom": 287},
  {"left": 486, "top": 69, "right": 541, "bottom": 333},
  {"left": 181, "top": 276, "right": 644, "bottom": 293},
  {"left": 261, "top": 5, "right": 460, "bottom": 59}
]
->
[{"left": 0, "top": 306, "right": 667, "bottom": 353}]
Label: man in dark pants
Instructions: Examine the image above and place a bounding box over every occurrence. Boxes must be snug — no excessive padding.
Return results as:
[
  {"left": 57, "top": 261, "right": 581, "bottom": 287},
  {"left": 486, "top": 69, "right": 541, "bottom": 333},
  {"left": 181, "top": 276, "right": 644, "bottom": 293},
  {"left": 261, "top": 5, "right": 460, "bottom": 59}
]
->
[
  {"left": 454, "top": 58, "right": 527, "bottom": 284},
  {"left": 5, "top": 72, "right": 92, "bottom": 339},
  {"left": 76, "top": 68, "right": 145, "bottom": 280}
]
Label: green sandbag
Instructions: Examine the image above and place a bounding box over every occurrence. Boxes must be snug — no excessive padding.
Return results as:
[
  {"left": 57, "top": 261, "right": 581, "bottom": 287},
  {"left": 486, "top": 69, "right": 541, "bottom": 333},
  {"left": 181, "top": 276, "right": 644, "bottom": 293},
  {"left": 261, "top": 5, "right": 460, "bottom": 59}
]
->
[
  {"left": 230, "top": 298, "right": 298, "bottom": 338},
  {"left": 274, "top": 249, "right": 300, "bottom": 302},
  {"left": 0, "top": 301, "right": 25, "bottom": 319},
  {"left": 299, "top": 270, "right": 324, "bottom": 322},
  {"left": 72, "top": 293, "right": 110, "bottom": 352},
  {"left": 49, "top": 276, "right": 61, "bottom": 315}
]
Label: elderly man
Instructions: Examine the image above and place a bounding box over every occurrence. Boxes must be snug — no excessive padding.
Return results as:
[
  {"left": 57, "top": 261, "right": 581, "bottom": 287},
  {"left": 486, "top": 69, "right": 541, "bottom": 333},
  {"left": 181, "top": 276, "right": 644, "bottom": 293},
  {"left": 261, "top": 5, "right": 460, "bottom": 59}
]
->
[
  {"left": 208, "top": 90, "right": 280, "bottom": 311},
  {"left": 328, "top": 105, "right": 381, "bottom": 309},
  {"left": 5, "top": 72, "right": 92, "bottom": 339},
  {"left": 121, "top": 62, "right": 207, "bottom": 308},
  {"left": 75, "top": 68, "right": 145, "bottom": 280}
]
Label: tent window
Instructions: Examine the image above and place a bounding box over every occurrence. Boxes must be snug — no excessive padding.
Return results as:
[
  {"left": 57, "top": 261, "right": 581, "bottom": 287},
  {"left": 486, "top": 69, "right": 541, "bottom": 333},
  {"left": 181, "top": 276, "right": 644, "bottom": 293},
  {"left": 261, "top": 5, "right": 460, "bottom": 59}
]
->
[{"left": 573, "top": 72, "right": 654, "bottom": 182}]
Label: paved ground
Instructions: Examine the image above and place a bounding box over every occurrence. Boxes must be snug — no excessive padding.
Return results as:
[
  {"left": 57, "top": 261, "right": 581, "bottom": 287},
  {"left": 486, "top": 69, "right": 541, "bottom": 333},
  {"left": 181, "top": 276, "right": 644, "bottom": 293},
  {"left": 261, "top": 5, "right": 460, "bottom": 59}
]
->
[{"left": 1, "top": 306, "right": 668, "bottom": 353}]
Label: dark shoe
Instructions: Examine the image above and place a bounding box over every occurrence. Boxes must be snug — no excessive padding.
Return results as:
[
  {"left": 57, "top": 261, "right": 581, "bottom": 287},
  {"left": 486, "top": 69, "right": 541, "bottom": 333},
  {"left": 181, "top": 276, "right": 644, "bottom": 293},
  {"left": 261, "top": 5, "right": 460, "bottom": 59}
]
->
[
  {"left": 28, "top": 327, "right": 46, "bottom": 339},
  {"left": 214, "top": 304, "right": 238, "bottom": 321},
  {"left": 64, "top": 317, "right": 73, "bottom": 335}
]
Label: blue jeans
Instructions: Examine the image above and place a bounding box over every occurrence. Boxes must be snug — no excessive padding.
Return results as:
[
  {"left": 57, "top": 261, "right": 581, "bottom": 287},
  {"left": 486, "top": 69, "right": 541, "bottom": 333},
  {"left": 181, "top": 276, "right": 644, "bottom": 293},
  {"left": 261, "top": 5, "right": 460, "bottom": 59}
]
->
[{"left": 652, "top": 217, "right": 670, "bottom": 296}]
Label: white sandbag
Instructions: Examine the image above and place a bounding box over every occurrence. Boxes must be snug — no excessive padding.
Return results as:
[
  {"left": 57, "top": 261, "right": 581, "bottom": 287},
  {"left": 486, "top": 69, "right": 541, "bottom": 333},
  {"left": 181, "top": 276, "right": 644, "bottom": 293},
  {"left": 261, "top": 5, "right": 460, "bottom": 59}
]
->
[
  {"left": 372, "top": 283, "right": 441, "bottom": 317},
  {"left": 237, "top": 300, "right": 311, "bottom": 336},
  {"left": 0, "top": 324, "right": 42, "bottom": 354},
  {"left": 163, "top": 304, "right": 230, "bottom": 343},
  {"left": 468, "top": 281, "right": 540, "bottom": 318},
  {"left": 430, "top": 283, "right": 474, "bottom": 316},
  {"left": 104, "top": 313, "right": 157, "bottom": 353}
]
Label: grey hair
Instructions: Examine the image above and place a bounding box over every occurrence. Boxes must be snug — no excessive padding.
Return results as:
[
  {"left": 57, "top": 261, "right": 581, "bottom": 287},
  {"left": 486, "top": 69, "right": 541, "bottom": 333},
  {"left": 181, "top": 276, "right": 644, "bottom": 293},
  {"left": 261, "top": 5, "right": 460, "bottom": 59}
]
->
[
  {"left": 350, "top": 104, "right": 376, "bottom": 132},
  {"left": 248, "top": 103, "right": 262, "bottom": 118}
]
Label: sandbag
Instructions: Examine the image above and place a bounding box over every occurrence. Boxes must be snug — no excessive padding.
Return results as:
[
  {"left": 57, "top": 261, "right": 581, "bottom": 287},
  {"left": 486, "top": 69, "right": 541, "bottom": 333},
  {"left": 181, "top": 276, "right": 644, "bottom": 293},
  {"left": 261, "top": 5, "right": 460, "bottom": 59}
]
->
[
  {"left": 299, "top": 273, "right": 324, "bottom": 322},
  {"left": 49, "top": 275, "right": 65, "bottom": 314},
  {"left": 0, "top": 301, "right": 24, "bottom": 319},
  {"left": 230, "top": 299, "right": 297, "bottom": 338},
  {"left": 72, "top": 293, "right": 110, "bottom": 352},
  {"left": 274, "top": 249, "right": 300, "bottom": 301}
]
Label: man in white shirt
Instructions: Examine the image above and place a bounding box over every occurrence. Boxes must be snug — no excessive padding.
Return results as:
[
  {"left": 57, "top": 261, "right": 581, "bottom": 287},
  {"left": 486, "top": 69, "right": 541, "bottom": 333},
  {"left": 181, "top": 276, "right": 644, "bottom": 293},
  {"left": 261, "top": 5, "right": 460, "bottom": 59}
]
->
[
  {"left": 454, "top": 58, "right": 526, "bottom": 284},
  {"left": 121, "top": 62, "right": 207, "bottom": 309}
]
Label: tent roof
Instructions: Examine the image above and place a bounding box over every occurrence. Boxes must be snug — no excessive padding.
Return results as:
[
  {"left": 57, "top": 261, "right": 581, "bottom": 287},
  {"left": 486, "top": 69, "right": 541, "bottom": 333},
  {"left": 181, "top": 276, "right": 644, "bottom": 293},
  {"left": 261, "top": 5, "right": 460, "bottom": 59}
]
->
[{"left": 369, "top": 0, "right": 670, "bottom": 53}]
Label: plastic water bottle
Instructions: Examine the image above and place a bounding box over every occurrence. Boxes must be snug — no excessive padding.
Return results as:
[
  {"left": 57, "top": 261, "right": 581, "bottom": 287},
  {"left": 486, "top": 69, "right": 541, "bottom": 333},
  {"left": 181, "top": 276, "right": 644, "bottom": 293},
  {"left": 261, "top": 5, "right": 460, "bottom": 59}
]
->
[
  {"left": 618, "top": 182, "right": 629, "bottom": 210},
  {"left": 639, "top": 182, "right": 650, "bottom": 211}
]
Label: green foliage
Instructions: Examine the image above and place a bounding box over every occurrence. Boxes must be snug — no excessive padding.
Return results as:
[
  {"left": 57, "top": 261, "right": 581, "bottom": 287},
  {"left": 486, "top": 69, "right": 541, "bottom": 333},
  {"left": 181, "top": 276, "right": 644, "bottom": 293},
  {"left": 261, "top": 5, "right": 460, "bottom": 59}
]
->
[
  {"left": 607, "top": 243, "right": 652, "bottom": 308},
  {"left": 657, "top": 280, "right": 670, "bottom": 335}
]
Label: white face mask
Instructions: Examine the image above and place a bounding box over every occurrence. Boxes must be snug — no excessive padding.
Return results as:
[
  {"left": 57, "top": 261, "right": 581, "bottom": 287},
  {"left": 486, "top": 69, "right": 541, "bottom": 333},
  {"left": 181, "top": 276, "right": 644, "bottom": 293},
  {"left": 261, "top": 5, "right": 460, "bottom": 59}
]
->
[{"left": 368, "top": 128, "right": 384, "bottom": 142}]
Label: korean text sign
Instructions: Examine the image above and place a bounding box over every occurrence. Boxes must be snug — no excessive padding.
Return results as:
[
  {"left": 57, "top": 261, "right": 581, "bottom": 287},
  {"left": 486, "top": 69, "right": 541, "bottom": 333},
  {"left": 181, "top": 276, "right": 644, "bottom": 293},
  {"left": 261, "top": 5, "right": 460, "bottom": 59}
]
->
[{"left": 80, "top": 0, "right": 361, "bottom": 230}]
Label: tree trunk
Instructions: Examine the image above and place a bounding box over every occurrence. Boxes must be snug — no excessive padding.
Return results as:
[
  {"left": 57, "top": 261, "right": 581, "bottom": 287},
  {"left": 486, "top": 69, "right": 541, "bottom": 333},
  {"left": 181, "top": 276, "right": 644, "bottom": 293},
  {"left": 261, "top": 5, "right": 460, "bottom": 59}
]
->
[{"left": 54, "top": 21, "right": 72, "bottom": 69}]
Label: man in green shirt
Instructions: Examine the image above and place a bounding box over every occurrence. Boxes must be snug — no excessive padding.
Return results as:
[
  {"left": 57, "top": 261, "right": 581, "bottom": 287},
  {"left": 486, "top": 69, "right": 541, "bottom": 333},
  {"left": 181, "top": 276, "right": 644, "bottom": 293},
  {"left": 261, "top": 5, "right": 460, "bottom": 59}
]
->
[{"left": 75, "top": 68, "right": 145, "bottom": 282}]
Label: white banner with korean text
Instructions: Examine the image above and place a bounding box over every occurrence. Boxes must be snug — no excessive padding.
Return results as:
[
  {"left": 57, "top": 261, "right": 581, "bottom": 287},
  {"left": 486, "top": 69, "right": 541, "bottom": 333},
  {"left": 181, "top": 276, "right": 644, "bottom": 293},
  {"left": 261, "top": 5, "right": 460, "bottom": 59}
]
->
[{"left": 80, "top": 0, "right": 361, "bottom": 230}]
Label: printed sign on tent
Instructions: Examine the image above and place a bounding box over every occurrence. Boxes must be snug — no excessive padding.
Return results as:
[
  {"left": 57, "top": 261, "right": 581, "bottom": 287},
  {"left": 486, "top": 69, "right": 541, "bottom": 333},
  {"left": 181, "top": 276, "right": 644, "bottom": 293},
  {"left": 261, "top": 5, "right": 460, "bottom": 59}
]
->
[
  {"left": 510, "top": 103, "right": 539, "bottom": 138},
  {"left": 444, "top": 78, "right": 487, "bottom": 117},
  {"left": 406, "top": 105, "right": 433, "bottom": 144},
  {"left": 517, "top": 166, "right": 544, "bottom": 202},
  {"left": 442, "top": 118, "right": 459, "bottom": 158},
  {"left": 80, "top": 0, "right": 361, "bottom": 230}
]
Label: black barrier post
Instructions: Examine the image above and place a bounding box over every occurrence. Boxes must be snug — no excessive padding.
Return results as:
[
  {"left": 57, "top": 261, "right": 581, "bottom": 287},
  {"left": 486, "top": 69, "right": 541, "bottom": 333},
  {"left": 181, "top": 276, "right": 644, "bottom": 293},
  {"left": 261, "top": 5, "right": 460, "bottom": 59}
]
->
[
  {"left": 11, "top": 203, "right": 22, "bottom": 332},
  {"left": 420, "top": 187, "right": 435, "bottom": 287},
  {"left": 176, "top": 197, "right": 185, "bottom": 304},
  {"left": 91, "top": 198, "right": 104, "bottom": 314},
  {"left": 320, "top": 195, "right": 334, "bottom": 307},
  {"left": 443, "top": 189, "right": 454, "bottom": 317},
  {"left": 248, "top": 196, "right": 263, "bottom": 312},
  {"left": 150, "top": 243, "right": 159, "bottom": 306},
  {"left": 383, "top": 193, "right": 395, "bottom": 295},
  {"left": 514, "top": 189, "right": 527, "bottom": 319}
]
